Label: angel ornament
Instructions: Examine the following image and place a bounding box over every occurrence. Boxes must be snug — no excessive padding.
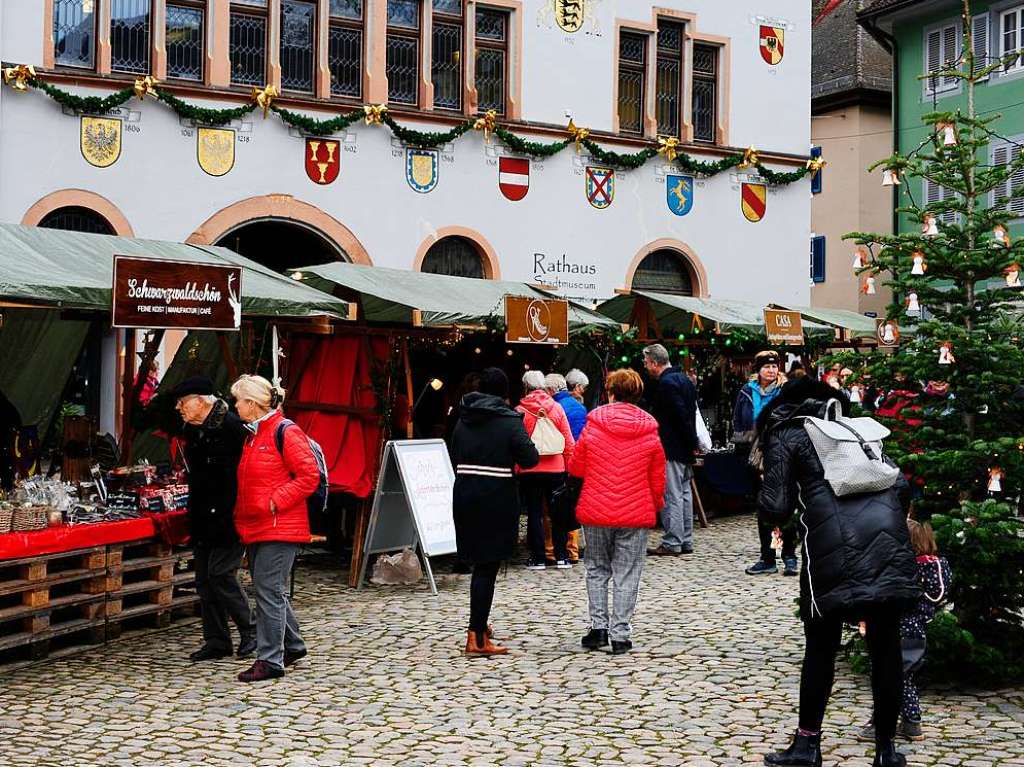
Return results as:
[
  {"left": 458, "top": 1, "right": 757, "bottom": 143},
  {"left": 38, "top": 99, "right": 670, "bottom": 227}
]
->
[
  {"left": 938, "top": 342, "right": 955, "bottom": 365},
  {"left": 988, "top": 467, "right": 1004, "bottom": 494},
  {"left": 911, "top": 252, "right": 927, "bottom": 275}
]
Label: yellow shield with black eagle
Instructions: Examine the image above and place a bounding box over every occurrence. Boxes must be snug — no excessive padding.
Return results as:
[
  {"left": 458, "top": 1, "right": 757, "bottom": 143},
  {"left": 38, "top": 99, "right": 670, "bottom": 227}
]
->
[
  {"left": 197, "top": 127, "right": 236, "bottom": 177},
  {"left": 80, "top": 116, "right": 122, "bottom": 168}
]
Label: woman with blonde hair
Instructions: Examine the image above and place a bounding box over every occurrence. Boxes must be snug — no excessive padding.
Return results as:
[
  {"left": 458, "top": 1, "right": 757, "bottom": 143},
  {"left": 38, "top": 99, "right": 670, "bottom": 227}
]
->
[
  {"left": 231, "top": 374, "right": 320, "bottom": 682},
  {"left": 568, "top": 369, "right": 666, "bottom": 654}
]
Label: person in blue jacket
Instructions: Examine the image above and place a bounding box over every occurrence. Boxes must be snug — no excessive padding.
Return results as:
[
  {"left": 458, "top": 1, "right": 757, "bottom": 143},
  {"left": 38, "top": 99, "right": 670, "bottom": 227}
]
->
[{"left": 547, "top": 373, "right": 587, "bottom": 441}]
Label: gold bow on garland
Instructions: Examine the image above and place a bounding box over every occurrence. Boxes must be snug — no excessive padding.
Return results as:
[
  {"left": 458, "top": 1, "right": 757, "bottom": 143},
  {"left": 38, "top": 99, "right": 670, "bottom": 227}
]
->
[
  {"left": 566, "top": 119, "right": 589, "bottom": 153},
  {"left": 738, "top": 146, "right": 760, "bottom": 169},
  {"left": 251, "top": 84, "right": 278, "bottom": 118},
  {"left": 657, "top": 136, "right": 680, "bottom": 162},
  {"left": 2, "top": 64, "right": 36, "bottom": 91},
  {"left": 473, "top": 109, "right": 498, "bottom": 142},
  {"left": 806, "top": 156, "right": 826, "bottom": 177},
  {"left": 133, "top": 76, "right": 158, "bottom": 100},
  {"left": 363, "top": 103, "right": 388, "bottom": 125}
]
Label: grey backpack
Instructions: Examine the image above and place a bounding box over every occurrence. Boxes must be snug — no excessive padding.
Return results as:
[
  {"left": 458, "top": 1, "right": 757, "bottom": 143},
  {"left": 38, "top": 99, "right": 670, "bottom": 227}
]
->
[{"left": 801, "top": 399, "right": 900, "bottom": 496}]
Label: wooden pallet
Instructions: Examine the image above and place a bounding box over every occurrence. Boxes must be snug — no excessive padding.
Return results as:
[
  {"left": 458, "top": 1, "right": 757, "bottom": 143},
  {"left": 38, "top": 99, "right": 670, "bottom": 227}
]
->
[{"left": 105, "top": 544, "right": 198, "bottom": 639}]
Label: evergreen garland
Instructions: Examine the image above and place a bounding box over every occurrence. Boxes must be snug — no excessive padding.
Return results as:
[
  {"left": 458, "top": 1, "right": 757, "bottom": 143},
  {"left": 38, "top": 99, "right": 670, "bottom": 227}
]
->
[
  {"left": 9, "top": 74, "right": 816, "bottom": 186},
  {"left": 271, "top": 105, "right": 364, "bottom": 136}
]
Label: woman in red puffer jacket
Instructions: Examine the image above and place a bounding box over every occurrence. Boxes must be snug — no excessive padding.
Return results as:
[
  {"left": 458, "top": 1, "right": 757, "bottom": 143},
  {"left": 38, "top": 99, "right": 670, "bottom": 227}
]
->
[
  {"left": 516, "top": 370, "right": 575, "bottom": 570},
  {"left": 569, "top": 369, "right": 666, "bottom": 655},
  {"left": 231, "top": 374, "right": 319, "bottom": 683}
]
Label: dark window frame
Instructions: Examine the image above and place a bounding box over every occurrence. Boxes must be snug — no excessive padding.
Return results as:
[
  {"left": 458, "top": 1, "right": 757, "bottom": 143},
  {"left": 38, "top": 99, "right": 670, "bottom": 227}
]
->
[
  {"left": 474, "top": 6, "right": 509, "bottom": 116},
  {"left": 229, "top": 2, "right": 269, "bottom": 87},
  {"left": 54, "top": 0, "right": 99, "bottom": 71},
  {"left": 811, "top": 235, "right": 826, "bottom": 284},
  {"left": 110, "top": 0, "right": 154, "bottom": 75},
  {"left": 632, "top": 249, "right": 694, "bottom": 296},
  {"left": 432, "top": 0, "right": 464, "bottom": 112},
  {"left": 165, "top": 0, "right": 206, "bottom": 82},
  {"left": 329, "top": 0, "right": 365, "bottom": 100},
  {"left": 810, "top": 145, "right": 823, "bottom": 194},
  {"left": 655, "top": 19, "right": 684, "bottom": 138},
  {"left": 617, "top": 30, "right": 647, "bottom": 136},
  {"left": 691, "top": 41, "right": 718, "bottom": 144},
  {"left": 387, "top": 0, "right": 423, "bottom": 106},
  {"left": 279, "top": 0, "right": 317, "bottom": 93},
  {"left": 421, "top": 236, "right": 486, "bottom": 279},
  {"left": 38, "top": 206, "right": 116, "bottom": 235}
]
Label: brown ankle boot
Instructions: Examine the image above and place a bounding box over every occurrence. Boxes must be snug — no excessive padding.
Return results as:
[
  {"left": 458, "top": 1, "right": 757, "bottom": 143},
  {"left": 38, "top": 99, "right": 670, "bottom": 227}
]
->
[{"left": 464, "top": 629, "right": 508, "bottom": 656}]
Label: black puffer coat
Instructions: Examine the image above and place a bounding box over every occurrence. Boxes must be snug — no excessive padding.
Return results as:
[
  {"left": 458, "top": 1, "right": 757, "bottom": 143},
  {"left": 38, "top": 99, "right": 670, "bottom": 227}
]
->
[
  {"left": 182, "top": 400, "right": 248, "bottom": 548},
  {"left": 451, "top": 392, "right": 540, "bottom": 564},
  {"left": 756, "top": 378, "right": 920, "bottom": 622}
]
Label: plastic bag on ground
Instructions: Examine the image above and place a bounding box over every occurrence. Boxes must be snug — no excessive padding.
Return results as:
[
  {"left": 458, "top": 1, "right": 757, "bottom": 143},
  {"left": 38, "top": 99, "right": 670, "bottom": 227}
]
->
[{"left": 370, "top": 547, "right": 423, "bottom": 585}]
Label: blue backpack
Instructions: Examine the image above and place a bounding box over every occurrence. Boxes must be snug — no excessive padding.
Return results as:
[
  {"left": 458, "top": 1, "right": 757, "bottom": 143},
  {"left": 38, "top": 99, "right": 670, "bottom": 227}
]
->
[{"left": 273, "top": 419, "right": 329, "bottom": 516}]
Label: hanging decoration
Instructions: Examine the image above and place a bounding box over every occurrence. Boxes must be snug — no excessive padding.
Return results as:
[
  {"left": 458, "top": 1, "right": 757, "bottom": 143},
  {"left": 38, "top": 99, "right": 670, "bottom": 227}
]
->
[
  {"left": 938, "top": 341, "right": 955, "bottom": 365},
  {"left": 911, "top": 251, "right": 927, "bottom": 275},
  {"left": 4, "top": 66, "right": 818, "bottom": 185},
  {"left": 907, "top": 292, "right": 921, "bottom": 313},
  {"left": 1006, "top": 262, "right": 1022, "bottom": 288},
  {"left": 862, "top": 276, "right": 877, "bottom": 295},
  {"left": 936, "top": 121, "right": 957, "bottom": 146},
  {"left": 852, "top": 246, "right": 869, "bottom": 269},
  {"left": 988, "top": 467, "right": 1004, "bottom": 493},
  {"left": 922, "top": 214, "right": 939, "bottom": 237},
  {"left": 882, "top": 168, "right": 901, "bottom": 186},
  {"left": 993, "top": 225, "right": 1011, "bottom": 247}
]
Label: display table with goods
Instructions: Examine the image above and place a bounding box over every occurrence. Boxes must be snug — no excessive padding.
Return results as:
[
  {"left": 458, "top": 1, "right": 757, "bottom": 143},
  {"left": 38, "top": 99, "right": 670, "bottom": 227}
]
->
[{"left": 0, "top": 466, "right": 197, "bottom": 662}]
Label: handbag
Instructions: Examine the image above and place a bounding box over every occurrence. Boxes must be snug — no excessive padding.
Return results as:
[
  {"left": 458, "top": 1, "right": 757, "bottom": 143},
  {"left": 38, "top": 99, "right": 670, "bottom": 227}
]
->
[
  {"left": 801, "top": 399, "right": 899, "bottom": 496},
  {"left": 530, "top": 409, "right": 566, "bottom": 456},
  {"left": 551, "top": 475, "right": 583, "bottom": 532},
  {"left": 696, "top": 408, "right": 712, "bottom": 453}
]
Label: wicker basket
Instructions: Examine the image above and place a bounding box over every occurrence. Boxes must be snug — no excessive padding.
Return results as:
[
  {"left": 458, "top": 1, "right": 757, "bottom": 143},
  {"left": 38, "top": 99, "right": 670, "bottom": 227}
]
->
[
  {"left": 0, "top": 506, "right": 12, "bottom": 534},
  {"left": 11, "top": 506, "right": 48, "bottom": 532}
]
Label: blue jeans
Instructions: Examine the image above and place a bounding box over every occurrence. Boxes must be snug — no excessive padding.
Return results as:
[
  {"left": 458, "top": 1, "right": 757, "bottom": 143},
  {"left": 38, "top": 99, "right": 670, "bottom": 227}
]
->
[{"left": 660, "top": 462, "right": 693, "bottom": 552}]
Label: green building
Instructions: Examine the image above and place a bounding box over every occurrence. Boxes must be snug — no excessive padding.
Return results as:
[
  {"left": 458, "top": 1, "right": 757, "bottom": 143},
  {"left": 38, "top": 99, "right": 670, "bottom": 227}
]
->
[{"left": 859, "top": 0, "right": 1024, "bottom": 234}]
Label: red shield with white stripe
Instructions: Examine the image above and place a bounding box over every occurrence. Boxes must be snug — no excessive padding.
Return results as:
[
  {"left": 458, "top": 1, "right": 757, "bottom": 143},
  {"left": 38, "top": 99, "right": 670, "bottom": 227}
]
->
[{"left": 498, "top": 157, "right": 530, "bottom": 201}]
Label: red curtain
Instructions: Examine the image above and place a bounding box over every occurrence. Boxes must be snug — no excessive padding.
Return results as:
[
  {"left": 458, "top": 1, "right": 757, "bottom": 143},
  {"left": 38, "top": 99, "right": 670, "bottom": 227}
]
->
[{"left": 286, "top": 333, "right": 388, "bottom": 498}]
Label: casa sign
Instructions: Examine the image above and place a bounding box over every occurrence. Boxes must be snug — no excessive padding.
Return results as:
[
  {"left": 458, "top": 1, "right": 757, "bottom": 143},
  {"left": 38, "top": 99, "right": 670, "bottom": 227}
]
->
[
  {"left": 763, "top": 309, "right": 804, "bottom": 345},
  {"left": 505, "top": 295, "right": 569, "bottom": 345},
  {"left": 112, "top": 256, "right": 242, "bottom": 331}
]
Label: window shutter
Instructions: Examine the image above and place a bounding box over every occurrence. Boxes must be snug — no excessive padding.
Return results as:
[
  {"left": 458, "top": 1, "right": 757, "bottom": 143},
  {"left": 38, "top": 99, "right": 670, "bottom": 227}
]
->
[
  {"left": 811, "top": 236, "right": 826, "bottom": 284},
  {"left": 1010, "top": 148, "right": 1024, "bottom": 217},
  {"left": 993, "top": 143, "right": 1010, "bottom": 208},
  {"left": 810, "top": 146, "right": 823, "bottom": 194},
  {"left": 943, "top": 24, "right": 959, "bottom": 87},
  {"left": 926, "top": 29, "right": 942, "bottom": 92},
  {"left": 973, "top": 13, "right": 989, "bottom": 80}
]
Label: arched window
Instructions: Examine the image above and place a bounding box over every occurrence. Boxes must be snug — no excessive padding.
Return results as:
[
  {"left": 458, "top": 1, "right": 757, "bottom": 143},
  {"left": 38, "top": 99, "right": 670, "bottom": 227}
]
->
[
  {"left": 38, "top": 206, "right": 115, "bottom": 235},
  {"left": 420, "top": 236, "right": 484, "bottom": 279},
  {"left": 632, "top": 249, "right": 693, "bottom": 295}
]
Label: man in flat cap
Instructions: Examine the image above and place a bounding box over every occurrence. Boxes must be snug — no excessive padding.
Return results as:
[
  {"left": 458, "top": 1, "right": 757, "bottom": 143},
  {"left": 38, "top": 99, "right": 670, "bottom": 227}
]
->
[{"left": 173, "top": 376, "right": 255, "bottom": 661}]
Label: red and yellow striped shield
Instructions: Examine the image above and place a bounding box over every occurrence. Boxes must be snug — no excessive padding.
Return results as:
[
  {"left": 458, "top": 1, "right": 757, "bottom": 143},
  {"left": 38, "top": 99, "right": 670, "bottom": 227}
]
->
[{"left": 741, "top": 182, "right": 767, "bottom": 223}]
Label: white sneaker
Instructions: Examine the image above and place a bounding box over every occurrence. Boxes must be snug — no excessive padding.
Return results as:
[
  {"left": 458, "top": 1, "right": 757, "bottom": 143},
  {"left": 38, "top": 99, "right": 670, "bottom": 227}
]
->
[
  {"left": 525, "top": 559, "right": 547, "bottom": 570},
  {"left": 554, "top": 559, "right": 572, "bottom": 569}
]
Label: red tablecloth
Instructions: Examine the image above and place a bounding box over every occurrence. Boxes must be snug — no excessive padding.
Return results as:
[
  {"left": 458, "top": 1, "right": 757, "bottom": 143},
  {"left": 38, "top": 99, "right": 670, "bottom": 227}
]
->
[{"left": 0, "top": 511, "right": 189, "bottom": 561}]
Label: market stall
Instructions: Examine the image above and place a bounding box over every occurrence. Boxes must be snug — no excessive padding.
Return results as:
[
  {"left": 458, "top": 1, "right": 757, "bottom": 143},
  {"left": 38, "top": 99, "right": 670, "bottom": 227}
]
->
[{"left": 0, "top": 223, "right": 347, "bottom": 661}]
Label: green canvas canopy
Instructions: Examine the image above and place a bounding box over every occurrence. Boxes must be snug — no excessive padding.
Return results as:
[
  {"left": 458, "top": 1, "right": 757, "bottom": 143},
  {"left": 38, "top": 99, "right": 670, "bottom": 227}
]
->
[
  {"left": 597, "top": 290, "right": 832, "bottom": 336},
  {"left": 0, "top": 223, "right": 347, "bottom": 318},
  {"left": 294, "top": 262, "right": 619, "bottom": 333},
  {"left": 773, "top": 304, "right": 879, "bottom": 338}
]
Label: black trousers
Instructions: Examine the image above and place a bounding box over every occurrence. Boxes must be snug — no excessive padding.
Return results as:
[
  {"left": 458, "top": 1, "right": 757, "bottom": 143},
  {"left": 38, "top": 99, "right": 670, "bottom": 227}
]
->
[
  {"left": 469, "top": 561, "right": 501, "bottom": 633},
  {"left": 521, "top": 473, "right": 569, "bottom": 562},
  {"left": 799, "top": 607, "right": 903, "bottom": 747},
  {"left": 758, "top": 517, "right": 797, "bottom": 563}
]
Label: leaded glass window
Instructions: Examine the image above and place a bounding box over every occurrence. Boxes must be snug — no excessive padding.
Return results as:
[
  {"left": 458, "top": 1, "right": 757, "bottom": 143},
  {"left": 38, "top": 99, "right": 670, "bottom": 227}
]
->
[
  {"left": 230, "top": 9, "right": 267, "bottom": 86},
  {"left": 656, "top": 20, "right": 684, "bottom": 138},
  {"left": 433, "top": 0, "right": 462, "bottom": 14},
  {"left": 280, "top": 0, "right": 315, "bottom": 92},
  {"left": 111, "top": 0, "right": 151, "bottom": 74},
  {"left": 166, "top": 4, "right": 204, "bottom": 81},
  {"left": 692, "top": 44, "right": 718, "bottom": 143},
  {"left": 387, "top": 0, "right": 421, "bottom": 105},
  {"left": 329, "top": 27, "right": 362, "bottom": 98},
  {"left": 618, "top": 32, "right": 646, "bottom": 135},
  {"left": 432, "top": 24, "right": 463, "bottom": 110},
  {"left": 421, "top": 237, "right": 484, "bottom": 279},
  {"left": 54, "top": 0, "right": 95, "bottom": 69},
  {"left": 38, "top": 207, "right": 115, "bottom": 235},
  {"left": 388, "top": 0, "right": 420, "bottom": 29},
  {"left": 475, "top": 9, "right": 507, "bottom": 115},
  {"left": 632, "top": 250, "right": 693, "bottom": 295},
  {"left": 330, "top": 0, "right": 362, "bottom": 19}
]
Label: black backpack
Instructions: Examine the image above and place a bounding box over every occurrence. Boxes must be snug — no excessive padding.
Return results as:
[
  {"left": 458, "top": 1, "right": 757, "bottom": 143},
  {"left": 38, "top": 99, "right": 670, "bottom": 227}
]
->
[{"left": 273, "top": 419, "right": 329, "bottom": 516}]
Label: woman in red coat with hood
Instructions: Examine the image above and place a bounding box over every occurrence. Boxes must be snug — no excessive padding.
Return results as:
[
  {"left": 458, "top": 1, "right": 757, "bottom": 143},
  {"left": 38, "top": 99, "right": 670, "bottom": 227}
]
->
[
  {"left": 569, "top": 369, "right": 666, "bottom": 655},
  {"left": 232, "top": 374, "right": 320, "bottom": 683}
]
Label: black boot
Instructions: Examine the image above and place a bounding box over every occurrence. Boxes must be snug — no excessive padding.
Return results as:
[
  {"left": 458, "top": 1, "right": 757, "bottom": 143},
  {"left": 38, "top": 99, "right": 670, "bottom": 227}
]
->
[
  {"left": 764, "top": 731, "right": 822, "bottom": 767},
  {"left": 581, "top": 628, "right": 609, "bottom": 650},
  {"left": 873, "top": 742, "right": 907, "bottom": 767}
]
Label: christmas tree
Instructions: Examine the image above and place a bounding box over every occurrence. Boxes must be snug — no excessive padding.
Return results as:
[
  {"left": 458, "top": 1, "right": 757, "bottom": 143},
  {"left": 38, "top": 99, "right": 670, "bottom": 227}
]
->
[{"left": 844, "top": 0, "right": 1024, "bottom": 681}]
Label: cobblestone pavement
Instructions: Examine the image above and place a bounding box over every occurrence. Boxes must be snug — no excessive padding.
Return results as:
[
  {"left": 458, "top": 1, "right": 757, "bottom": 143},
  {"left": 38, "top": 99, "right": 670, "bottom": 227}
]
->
[{"left": 1, "top": 515, "right": 1021, "bottom": 767}]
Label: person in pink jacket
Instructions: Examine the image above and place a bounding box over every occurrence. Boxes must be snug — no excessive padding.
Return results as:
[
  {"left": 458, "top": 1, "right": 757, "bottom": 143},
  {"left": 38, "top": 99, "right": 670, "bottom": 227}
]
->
[
  {"left": 516, "top": 370, "right": 575, "bottom": 570},
  {"left": 569, "top": 369, "right": 666, "bottom": 654}
]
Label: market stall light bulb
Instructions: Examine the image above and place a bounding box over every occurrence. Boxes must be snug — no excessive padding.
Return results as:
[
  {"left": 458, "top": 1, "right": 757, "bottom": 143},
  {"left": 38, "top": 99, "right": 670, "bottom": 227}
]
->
[
  {"left": 429, "top": 378, "right": 443, "bottom": 391},
  {"left": 290, "top": 271, "right": 304, "bottom": 280}
]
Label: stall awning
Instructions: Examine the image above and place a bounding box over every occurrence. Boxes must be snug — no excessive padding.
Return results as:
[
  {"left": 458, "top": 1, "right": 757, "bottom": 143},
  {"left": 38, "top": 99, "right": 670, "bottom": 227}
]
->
[
  {"left": 295, "top": 262, "right": 619, "bottom": 332},
  {"left": 0, "top": 224, "right": 347, "bottom": 318},
  {"left": 597, "top": 290, "right": 832, "bottom": 335},
  {"left": 773, "top": 305, "right": 879, "bottom": 338}
]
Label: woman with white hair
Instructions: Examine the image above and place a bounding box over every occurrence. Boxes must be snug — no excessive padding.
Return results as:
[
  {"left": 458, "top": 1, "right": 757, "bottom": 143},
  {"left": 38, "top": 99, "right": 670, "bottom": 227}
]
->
[
  {"left": 516, "top": 370, "right": 575, "bottom": 569},
  {"left": 231, "top": 374, "right": 320, "bottom": 683}
]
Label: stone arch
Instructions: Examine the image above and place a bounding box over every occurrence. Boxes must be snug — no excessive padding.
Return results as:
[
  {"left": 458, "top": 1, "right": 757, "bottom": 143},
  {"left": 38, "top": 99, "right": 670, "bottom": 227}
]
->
[
  {"left": 22, "top": 189, "right": 135, "bottom": 236},
  {"left": 413, "top": 226, "right": 501, "bottom": 280},
  {"left": 186, "top": 194, "right": 372, "bottom": 265},
  {"left": 624, "top": 238, "right": 709, "bottom": 297}
]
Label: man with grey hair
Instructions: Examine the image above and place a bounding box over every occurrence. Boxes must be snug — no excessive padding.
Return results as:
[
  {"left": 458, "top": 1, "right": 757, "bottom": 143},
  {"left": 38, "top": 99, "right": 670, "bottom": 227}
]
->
[
  {"left": 642, "top": 344, "right": 699, "bottom": 555},
  {"left": 566, "top": 369, "right": 589, "bottom": 405}
]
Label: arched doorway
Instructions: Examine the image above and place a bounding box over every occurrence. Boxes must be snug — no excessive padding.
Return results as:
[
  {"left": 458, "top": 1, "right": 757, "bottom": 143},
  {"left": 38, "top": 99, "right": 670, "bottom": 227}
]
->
[
  {"left": 420, "top": 236, "right": 485, "bottom": 279},
  {"left": 38, "top": 206, "right": 115, "bottom": 235},
  {"left": 631, "top": 248, "right": 695, "bottom": 295},
  {"left": 214, "top": 218, "right": 347, "bottom": 273}
]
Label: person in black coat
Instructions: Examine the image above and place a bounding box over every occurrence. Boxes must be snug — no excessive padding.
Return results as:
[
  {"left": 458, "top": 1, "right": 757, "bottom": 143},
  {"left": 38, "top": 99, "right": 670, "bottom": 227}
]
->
[
  {"left": 757, "top": 377, "right": 919, "bottom": 767},
  {"left": 642, "top": 344, "right": 699, "bottom": 555},
  {"left": 451, "top": 367, "right": 539, "bottom": 656},
  {"left": 174, "top": 376, "right": 256, "bottom": 662}
]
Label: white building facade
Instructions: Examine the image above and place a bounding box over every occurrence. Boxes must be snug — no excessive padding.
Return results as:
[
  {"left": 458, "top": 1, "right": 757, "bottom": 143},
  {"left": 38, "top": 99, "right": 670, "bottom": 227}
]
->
[{"left": 1, "top": 0, "right": 812, "bottom": 306}]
